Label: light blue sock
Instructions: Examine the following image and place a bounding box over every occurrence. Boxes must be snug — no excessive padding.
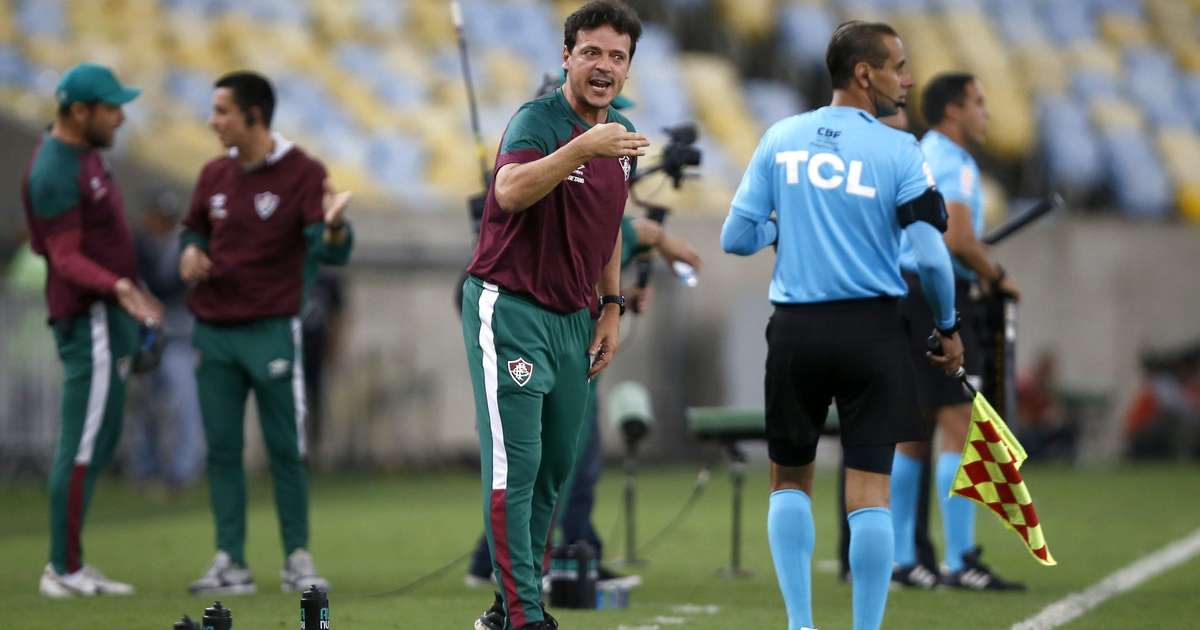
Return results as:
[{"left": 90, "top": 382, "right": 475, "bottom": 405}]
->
[
  {"left": 889, "top": 451, "right": 922, "bottom": 567},
  {"left": 937, "top": 452, "right": 976, "bottom": 571},
  {"left": 768, "top": 489, "right": 814, "bottom": 630},
  {"left": 848, "top": 507, "right": 893, "bottom": 630}
]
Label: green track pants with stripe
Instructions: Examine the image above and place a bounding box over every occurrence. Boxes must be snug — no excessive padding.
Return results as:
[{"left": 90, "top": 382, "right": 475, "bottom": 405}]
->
[
  {"left": 462, "top": 277, "right": 593, "bottom": 629},
  {"left": 193, "top": 317, "right": 309, "bottom": 566},
  {"left": 48, "top": 302, "right": 138, "bottom": 575}
]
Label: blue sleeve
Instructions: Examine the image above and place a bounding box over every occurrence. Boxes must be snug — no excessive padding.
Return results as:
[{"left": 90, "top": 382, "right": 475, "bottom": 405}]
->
[
  {"left": 903, "top": 221, "right": 956, "bottom": 329},
  {"left": 896, "top": 136, "right": 935, "bottom": 205},
  {"left": 930, "top": 158, "right": 972, "bottom": 206},
  {"left": 728, "top": 128, "right": 775, "bottom": 222},
  {"left": 720, "top": 214, "right": 778, "bottom": 256}
]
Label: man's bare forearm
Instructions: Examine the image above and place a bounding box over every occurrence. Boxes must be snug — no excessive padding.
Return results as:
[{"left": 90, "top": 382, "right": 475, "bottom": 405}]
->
[
  {"left": 494, "top": 141, "right": 589, "bottom": 213},
  {"left": 598, "top": 229, "right": 622, "bottom": 296}
]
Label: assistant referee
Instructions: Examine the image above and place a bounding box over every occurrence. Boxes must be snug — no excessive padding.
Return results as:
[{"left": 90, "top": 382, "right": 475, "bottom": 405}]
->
[{"left": 721, "top": 21, "right": 963, "bottom": 630}]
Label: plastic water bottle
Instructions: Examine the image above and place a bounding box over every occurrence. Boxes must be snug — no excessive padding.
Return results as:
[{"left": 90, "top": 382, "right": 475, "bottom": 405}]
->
[{"left": 672, "top": 261, "right": 698, "bottom": 287}]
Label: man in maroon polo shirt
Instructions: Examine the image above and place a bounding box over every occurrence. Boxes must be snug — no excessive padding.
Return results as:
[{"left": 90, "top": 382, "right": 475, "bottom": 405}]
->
[
  {"left": 23, "top": 61, "right": 163, "bottom": 598},
  {"left": 462, "top": 2, "right": 650, "bottom": 629},
  {"left": 179, "top": 71, "right": 353, "bottom": 595}
]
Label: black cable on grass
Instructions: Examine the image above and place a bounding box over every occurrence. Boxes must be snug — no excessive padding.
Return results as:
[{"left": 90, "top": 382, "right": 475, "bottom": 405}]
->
[
  {"left": 634, "top": 465, "right": 711, "bottom": 557},
  {"left": 360, "top": 548, "right": 473, "bottom": 599}
]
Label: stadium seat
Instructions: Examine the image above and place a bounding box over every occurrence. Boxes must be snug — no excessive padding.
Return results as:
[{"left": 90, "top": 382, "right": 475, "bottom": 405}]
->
[
  {"left": 1037, "top": 95, "right": 1104, "bottom": 201},
  {"left": 1156, "top": 129, "right": 1200, "bottom": 222}
]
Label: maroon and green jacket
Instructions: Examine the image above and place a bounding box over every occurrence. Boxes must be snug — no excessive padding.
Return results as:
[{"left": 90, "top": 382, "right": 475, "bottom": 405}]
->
[
  {"left": 21, "top": 134, "right": 138, "bottom": 321},
  {"left": 467, "top": 89, "right": 637, "bottom": 314},
  {"left": 181, "top": 135, "right": 353, "bottom": 325}
]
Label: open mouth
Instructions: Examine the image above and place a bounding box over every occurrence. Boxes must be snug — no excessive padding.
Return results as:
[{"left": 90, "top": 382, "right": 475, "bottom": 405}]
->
[{"left": 588, "top": 76, "right": 613, "bottom": 91}]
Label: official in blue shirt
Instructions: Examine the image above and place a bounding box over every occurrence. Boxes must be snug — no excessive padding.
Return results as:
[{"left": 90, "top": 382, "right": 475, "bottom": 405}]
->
[
  {"left": 720, "top": 21, "right": 963, "bottom": 630},
  {"left": 890, "top": 73, "right": 1025, "bottom": 593}
]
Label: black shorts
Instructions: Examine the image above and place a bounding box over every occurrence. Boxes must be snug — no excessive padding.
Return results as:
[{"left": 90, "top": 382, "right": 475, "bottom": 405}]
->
[
  {"left": 900, "top": 273, "right": 981, "bottom": 427},
  {"left": 764, "top": 298, "right": 922, "bottom": 472}
]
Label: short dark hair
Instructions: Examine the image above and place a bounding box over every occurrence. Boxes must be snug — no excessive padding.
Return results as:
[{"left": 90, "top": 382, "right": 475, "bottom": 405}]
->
[
  {"left": 826, "top": 21, "right": 898, "bottom": 89},
  {"left": 214, "top": 71, "right": 275, "bottom": 128},
  {"left": 921, "top": 72, "right": 976, "bottom": 126},
  {"left": 564, "top": 1, "right": 642, "bottom": 58}
]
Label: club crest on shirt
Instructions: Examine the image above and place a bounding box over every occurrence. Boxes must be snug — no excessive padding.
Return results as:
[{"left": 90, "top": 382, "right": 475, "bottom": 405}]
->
[
  {"left": 619, "top": 156, "right": 631, "bottom": 182},
  {"left": 507, "top": 357, "right": 533, "bottom": 387},
  {"left": 209, "top": 194, "right": 227, "bottom": 220},
  {"left": 255, "top": 192, "right": 280, "bottom": 220}
]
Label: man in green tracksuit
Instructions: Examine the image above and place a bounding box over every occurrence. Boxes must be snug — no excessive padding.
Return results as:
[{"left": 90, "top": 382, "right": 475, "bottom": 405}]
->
[
  {"left": 179, "top": 71, "right": 353, "bottom": 594},
  {"left": 463, "top": 3, "right": 648, "bottom": 628},
  {"left": 22, "top": 62, "right": 163, "bottom": 598}
]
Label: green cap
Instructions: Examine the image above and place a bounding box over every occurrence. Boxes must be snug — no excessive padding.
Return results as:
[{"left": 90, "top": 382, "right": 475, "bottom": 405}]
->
[{"left": 55, "top": 62, "right": 141, "bottom": 107}]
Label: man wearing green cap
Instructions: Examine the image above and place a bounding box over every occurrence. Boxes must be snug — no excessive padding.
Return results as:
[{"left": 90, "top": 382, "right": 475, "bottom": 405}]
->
[{"left": 21, "top": 61, "right": 163, "bottom": 598}]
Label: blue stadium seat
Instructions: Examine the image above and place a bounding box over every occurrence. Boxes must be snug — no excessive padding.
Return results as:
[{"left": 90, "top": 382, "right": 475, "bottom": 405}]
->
[
  {"left": 742, "top": 80, "right": 806, "bottom": 128},
  {"left": 1099, "top": 126, "right": 1173, "bottom": 218},
  {"left": 337, "top": 44, "right": 428, "bottom": 110},
  {"left": 626, "top": 25, "right": 693, "bottom": 133},
  {"left": 165, "top": 70, "right": 217, "bottom": 121},
  {"left": 1037, "top": 95, "right": 1104, "bottom": 199},
  {"left": 0, "top": 45, "right": 35, "bottom": 90},
  {"left": 1042, "top": 1, "right": 1096, "bottom": 44},
  {"left": 778, "top": 4, "right": 836, "bottom": 67},
  {"left": 1071, "top": 69, "right": 1121, "bottom": 102},
  {"left": 987, "top": 0, "right": 1047, "bottom": 46},
  {"left": 1183, "top": 74, "right": 1200, "bottom": 129},
  {"left": 1123, "top": 46, "right": 1193, "bottom": 129},
  {"left": 15, "top": 0, "right": 66, "bottom": 37}
]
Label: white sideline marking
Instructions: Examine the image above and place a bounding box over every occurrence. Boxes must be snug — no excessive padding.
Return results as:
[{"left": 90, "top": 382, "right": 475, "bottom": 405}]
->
[{"left": 1012, "top": 528, "right": 1200, "bottom": 630}]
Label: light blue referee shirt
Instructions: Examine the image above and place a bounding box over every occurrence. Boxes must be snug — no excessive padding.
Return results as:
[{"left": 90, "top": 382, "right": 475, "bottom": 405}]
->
[
  {"left": 720, "top": 105, "right": 957, "bottom": 328},
  {"left": 899, "top": 129, "right": 984, "bottom": 280}
]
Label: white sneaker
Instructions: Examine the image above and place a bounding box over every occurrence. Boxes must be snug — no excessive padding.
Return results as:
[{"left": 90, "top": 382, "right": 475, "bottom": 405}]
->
[
  {"left": 188, "top": 551, "right": 256, "bottom": 595},
  {"left": 280, "top": 549, "right": 330, "bottom": 593},
  {"left": 81, "top": 565, "right": 135, "bottom": 595},
  {"left": 39, "top": 564, "right": 97, "bottom": 598},
  {"left": 463, "top": 572, "right": 494, "bottom": 589}
]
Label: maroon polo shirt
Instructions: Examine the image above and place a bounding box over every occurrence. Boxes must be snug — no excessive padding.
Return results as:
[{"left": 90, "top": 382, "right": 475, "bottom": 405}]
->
[
  {"left": 467, "top": 89, "right": 637, "bottom": 314},
  {"left": 182, "top": 137, "right": 326, "bottom": 324}
]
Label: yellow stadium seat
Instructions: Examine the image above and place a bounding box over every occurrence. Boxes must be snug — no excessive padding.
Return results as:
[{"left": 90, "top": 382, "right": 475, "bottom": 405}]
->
[
  {"left": 405, "top": 0, "right": 456, "bottom": 49},
  {"left": 1065, "top": 41, "right": 1122, "bottom": 77},
  {"left": 679, "top": 53, "right": 760, "bottom": 167},
  {"left": 1013, "top": 44, "right": 1068, "bottom": 96},
  {"left": 717, "top": 0, "right": 776, "bottom": 42},
  {"left": 981, "top": 173, "right": 1009, "bottom": 230},
  {"left": 1179, "top": 184, "right": 1200, "bottom": 223},
  {"left": 1090, "top": 98, "right": 1143, "bottom": 130},
  {"left": 1098, "top": 13, "right": 1151, "bottom": 48},
  {"left": 892, "top": 14, "right": 959, "bottom": 123},
  {"left": 1157, "top": 128, "right": 1200, "bottom": 186},
  {"left": 1171, "top": 42, "right": 1200, "bottom": 73}
]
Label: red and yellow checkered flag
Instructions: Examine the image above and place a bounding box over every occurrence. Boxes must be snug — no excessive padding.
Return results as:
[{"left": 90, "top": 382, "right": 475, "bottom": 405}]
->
[{"left": 951, "top": 392, "right": 1056, "bottom": 566}]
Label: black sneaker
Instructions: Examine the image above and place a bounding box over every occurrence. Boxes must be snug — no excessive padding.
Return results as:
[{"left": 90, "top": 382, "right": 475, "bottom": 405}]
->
[
  {"left": 942, "top": 547, "right": 1026, "bottom": 591},
  {"left": 473, "top": 592, "right": 504, "bottom": 630},
  {"left": 891, "top": 563, "right": 938, "bottom": 589},
  {"left": 515, "top": 608, "right": 557, "bottom": 630},
  {"left": 596, "top": 565, "right": 642, "bottom": 589}
]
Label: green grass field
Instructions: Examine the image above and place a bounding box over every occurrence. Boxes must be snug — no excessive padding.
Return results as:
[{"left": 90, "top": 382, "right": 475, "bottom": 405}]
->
[{"left": 3, "top": 463, "right": 1199, "bottom": 629}]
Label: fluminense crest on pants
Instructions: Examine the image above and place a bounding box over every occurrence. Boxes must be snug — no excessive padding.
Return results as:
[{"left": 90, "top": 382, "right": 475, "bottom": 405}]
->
[{"left": 507, "top": 357, "right": 533, "bottom": 387}]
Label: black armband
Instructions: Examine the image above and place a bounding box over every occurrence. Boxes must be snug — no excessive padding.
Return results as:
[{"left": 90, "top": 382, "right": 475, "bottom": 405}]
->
[{"left": 896, "top": 188, "right": 948, "bottom": 232}]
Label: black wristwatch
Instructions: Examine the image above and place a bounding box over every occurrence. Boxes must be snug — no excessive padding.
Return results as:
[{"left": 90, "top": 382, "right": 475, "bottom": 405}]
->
[
  {"left": 599, "top": 294, "right": 626, "bottom": 316},
  {"left": 936, "top": 312, "right": 962, "bottom": 337}
]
